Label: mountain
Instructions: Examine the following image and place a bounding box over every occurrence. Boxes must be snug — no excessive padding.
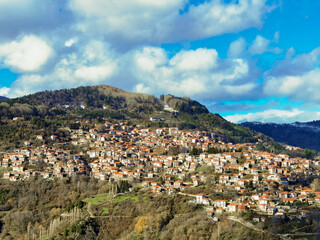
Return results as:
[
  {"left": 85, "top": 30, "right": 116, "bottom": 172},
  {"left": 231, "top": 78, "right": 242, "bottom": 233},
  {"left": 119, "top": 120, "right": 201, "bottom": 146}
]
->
[
  {"left": 0, "top": 96, "right": 9, "bottom": 101},
  {"left": 240, "top": 121, "right": 320, "bottom": 151},
  {"left": 4, "top": 85, "right": 208, "bottom": 119},
  {"left": 0, "top": 84, "right": 266, "bottom": 144}
]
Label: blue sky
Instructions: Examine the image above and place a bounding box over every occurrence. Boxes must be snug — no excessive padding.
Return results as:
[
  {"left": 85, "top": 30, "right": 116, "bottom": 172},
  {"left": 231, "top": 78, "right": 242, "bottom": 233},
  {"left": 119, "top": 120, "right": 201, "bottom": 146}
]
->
[{"left": 0, "top": 0, "right": 320, "bottom": 123}]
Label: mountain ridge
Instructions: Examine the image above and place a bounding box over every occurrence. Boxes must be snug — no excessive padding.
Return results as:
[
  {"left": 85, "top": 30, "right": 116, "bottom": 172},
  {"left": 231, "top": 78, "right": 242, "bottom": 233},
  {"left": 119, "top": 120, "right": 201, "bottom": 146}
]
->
[
  {"left": 241, "top": 120, "right": 320, "bottom": 151},
  {"left": 0, "top": 96, "right": 9, "bottom": 101},
  {"left": 0, "top": 84, "right": 266, "bottom": 144}
]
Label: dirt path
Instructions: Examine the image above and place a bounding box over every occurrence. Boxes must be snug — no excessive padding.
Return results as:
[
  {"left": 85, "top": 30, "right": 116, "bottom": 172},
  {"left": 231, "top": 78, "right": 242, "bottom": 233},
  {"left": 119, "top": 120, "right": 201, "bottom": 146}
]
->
[{"left": 227, "top": 216, "right": 264, "bottom": 232}]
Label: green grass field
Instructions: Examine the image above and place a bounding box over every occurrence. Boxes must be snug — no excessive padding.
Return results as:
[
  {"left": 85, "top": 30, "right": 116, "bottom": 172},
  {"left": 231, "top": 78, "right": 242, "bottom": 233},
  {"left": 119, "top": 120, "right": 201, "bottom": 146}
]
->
[
  {"left": 84, "top": 193, "right": 139, "bottom": 205},
  {"left": 83, "top": 193, "right": 110, "bottom": 205},
  {"left": 102, "top": 208, "right": 109, "bottom": 214},
  {"left": 112, "top": 195, "right": 138, "bottom": 203}
]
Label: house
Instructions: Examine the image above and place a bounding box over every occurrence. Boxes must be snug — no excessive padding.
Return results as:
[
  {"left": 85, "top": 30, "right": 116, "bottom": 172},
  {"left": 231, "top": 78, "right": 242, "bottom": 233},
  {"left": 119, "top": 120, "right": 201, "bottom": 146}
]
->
[
  {"left": 214, "top": 200, "right": 227, "bottom": 209},
  {"left": 215, "top": 208, "right": 224, "bottom": 214},
  {"left": 267, "top": 207, "right": 277, "bottom": 215},
  {"left": 9, "top": 175, "right": 18, "bottom": 181},
  {"left": 142, "top": 181, "right": 151, "bottom": 187},
  {"left": 51, "top": 135, "right": 58, "bottom": 141},
  {"left": 193, "top": 178, "right": 200, "bottom": 187},
  {"left": 88, "top": 150, "right": 99, "bottom": 158},
  {"left": 196, "top": 194, "right": 210, "bottom": 205},
  {"left": 238, "top": 204, "right": 246, "bottom": 212},
  {"left": 174, "top": 180, "right": 183, "bottom": 188},
  {"left": 37, "top": 135, "right": 44, "bottom": 140},
  {"left": 282, "top": 197, "right": 297, "bottom": 204},
  {"left": 253, "top": 175, "right": 261, "bottom": 181},
  {"left": 12, "top": 165, "right": 24, "bottom": 173},
  {"left": 315, "top": 196, "right": 320, "bottom": 204},
  {"left": 147, "top": 172, "right": 155, "bottom": 178},
  {"left": 3, "top": 171, "right": 10, "bottom": 179},
  {"left": 227, "top": 203, "right": 238, "bottom": 213},
  {"left": 42, "top": 172, "right": 52, "bottom": 179}
]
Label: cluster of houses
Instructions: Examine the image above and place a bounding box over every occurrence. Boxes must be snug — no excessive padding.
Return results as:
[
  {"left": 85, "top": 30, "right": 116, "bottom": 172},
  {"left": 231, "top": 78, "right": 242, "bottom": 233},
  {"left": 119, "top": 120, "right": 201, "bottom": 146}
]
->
[{"left": 1, "top": 121, "right": 320, "bottom": 220}]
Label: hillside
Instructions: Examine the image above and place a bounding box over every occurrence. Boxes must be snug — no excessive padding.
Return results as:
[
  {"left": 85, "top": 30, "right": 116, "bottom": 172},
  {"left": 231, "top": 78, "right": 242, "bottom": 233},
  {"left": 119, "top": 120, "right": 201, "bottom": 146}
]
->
[
  {"left": 0, "top": 85, "right": 319, "bottom": 240},
  {"left": 0, "top": 96, "right": 8, "bottom": 101},
  {"left": 241, "top": 121, "right": 320, "bottom": 151},
  {"left": 0, "top": 85, "right": 266, "bottom": 144}
]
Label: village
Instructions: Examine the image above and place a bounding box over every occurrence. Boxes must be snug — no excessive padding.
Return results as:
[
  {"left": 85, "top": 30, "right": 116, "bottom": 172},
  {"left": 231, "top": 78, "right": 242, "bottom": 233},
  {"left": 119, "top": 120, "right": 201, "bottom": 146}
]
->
[{"left": 1, "top": 120, "right": 320, "bottom": 224}]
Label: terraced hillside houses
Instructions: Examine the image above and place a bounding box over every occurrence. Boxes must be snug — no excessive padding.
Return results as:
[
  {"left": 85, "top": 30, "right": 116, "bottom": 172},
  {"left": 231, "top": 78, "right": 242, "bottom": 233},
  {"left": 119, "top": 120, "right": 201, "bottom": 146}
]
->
[{"left": 1, "top": 121, "right": 320, "bottom": 222}]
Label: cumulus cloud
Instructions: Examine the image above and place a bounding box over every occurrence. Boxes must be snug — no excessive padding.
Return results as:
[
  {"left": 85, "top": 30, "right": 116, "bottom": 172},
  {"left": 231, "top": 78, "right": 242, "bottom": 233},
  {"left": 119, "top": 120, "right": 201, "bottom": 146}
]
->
[
  {"left": 0, "top": 0, "right": 71, "bottom": 39},
  {"left": 130, "top": 47, "right": 257, "bottom": 100},
  {"left": 225, "top": 108, "right": 320, "bottom": 124},
  {"left": 2, "top": 41, "right": 259, "bottom": 101},
  {"left": 0, "top": 87, "right": 10, "bottom": 96},
  {"left": 0, "top": 0, "right": 277, "bottom": 109},
  {"left": 68, "top": 0, "right": 184, "bottom": 43},
  {"left": 182, "top": 0, "right": 273, "bottom": 40},
  {"left": 249, "top": 34, "right": 282, "bottom": 55},
  {"left": 169, "top": 49, "right": 218, "bottom": 71},
  {"left": 249, "top": 35, "right": 270, "bottom": 55},
  {"left": 263, "top": 47, "right": 320, "bottom": 102},
  {"left": 65, "top": 38, "right": 78, "bottom": 47},
  {"left": 4, "top": 40, "right": 117, "bottom": 98},
  {"left": 2, "top": 42, "right": 257, "bottom": 99},
  {"left": 135, "top": 83, "right": 151, "bottom": 94},
  {"left": 68, "top": 0, "right": 274, "bottom": 44},
  {"left": 264, "top": 69, "right": 320, "bottom": 101},
  {"left": 0, "top": 35, "right": 53, "bottom": 72},
  {"left": 227, "top": 38, "right": 246, "bottom": 58},
  {"left": 266, "top": 47, "right": 320, "bottom": 77}
]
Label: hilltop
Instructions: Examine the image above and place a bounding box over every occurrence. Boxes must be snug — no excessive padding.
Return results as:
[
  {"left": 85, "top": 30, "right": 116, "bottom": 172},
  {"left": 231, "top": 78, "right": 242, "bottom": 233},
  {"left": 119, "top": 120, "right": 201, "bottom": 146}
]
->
[{"left": 0, "top": 84, "right": 266, "bottom": 144}]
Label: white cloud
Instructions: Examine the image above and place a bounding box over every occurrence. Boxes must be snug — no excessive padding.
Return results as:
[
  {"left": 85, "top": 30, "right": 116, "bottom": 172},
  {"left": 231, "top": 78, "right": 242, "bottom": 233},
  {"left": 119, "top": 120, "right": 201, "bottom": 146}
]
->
[
  {"left": 4, "top": 40, "right": 117, "bottom": 98},
  {"left": 74, "top": 65, "right": 114, "bottom": 82},
  {"left": 273, "top": 31, "right": 280, "bottom": 42},
  {"left": 134, "top": 47, "right": 168, "bottom": 72},
  {"left": 0, "top": 35, "right": 53, "bottom": 72},
  {"left": 134, "top": 83, "right": 151, "bottom": 94},
  {"left": 266, "top": 47, "right": 320, "bottom": 78},
  {"left": 0, "top": 0, "right": 275, "bottom": 101},
  {"left": 0, "top": 87, "right": 10, "bottom": 96},
  {"left": 68, "top": 0, "right": 274, "bottom": 43},
  {"left": 169, "top": 48, "right": 218, "bottom": 71},
  {"left": 131, "top": 47, "right": 257, "bottom": 100},
  {"left": 227, "top": 38, "right": 246, "bottom": 58},
  {"left": 225, "top": 108, "right": 319, "bottom": 124},
  {"left": 264, "top": 69, "right": 320, "bottom": 101},
  {"left": 65, "top": 38, "right": 78, "bottom": 47},
  {"left": 1, "top": 35, "right": 259, "bottom": 102},
  {"left": 224, "top": 83, "right": 255, "bottom": 95},
  {"left": 184, "top": 0, "right": 273, "bottom": 40},
  {"left": 0, "top": 0, "right": 70, "bottom": 39},
  {"left": 263, "top": 47, "right": 320, "bottom": 102},
  {"left": 249, "top": 35, "right": 270, "bottom": 55},
  {"left": 69, "top": 0, "right": 184, "bottom": 42},
  {"left": 249, "top": 34, "right": 282, "bottom": 55},
  {"left": 179, "top": 78, "right": 206, "bottom": 96}
]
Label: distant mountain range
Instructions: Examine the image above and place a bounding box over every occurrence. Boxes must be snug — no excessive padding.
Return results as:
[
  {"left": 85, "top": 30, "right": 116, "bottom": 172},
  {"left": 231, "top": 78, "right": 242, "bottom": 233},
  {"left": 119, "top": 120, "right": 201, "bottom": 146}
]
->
[
  {"left": 241, "top": 121, "right": 320, "bottom": 151},
  {"left": 0, "top": 96, "right": 9, "bottom": 101},
  {"left": 0, "top": 84, "right": 267, "bottom": 144}
]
